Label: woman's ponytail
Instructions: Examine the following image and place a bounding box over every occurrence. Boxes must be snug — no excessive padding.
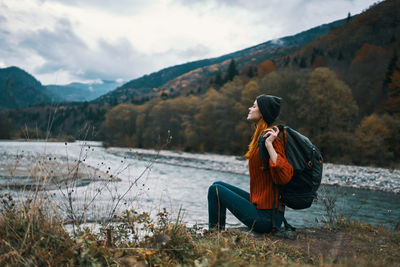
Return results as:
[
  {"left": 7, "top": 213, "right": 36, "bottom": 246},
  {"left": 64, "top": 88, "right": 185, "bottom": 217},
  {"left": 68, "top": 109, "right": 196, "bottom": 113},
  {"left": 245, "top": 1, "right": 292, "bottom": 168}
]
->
[{"left": 245, "top": 118, "right": 268, "bottom": 159}]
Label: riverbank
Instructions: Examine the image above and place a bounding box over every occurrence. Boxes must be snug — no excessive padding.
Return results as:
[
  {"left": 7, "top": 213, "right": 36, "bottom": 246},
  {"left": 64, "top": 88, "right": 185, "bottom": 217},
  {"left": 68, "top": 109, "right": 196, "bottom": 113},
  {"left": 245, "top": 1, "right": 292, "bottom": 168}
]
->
[
  {"left": 0, "top": 143, "right": 118, "bottom": 190},
  {"left": 1, "top": 140, "right": 399, "bottom": 230},
  {"left": 108, "top": 147, "right": 400, "bottom": 194},
  {"left": 0, "top": 194, "right": 399, "bottom": 266},
  {"left": 1, "top": 140, "right": 399, "bottom": 194}
]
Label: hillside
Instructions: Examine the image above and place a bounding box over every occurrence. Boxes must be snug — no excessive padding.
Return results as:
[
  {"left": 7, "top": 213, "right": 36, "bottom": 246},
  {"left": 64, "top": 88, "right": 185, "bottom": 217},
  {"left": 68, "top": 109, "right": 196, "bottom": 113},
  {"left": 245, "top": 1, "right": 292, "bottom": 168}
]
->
[
  {"left": 94, "top": 18, "right": 347, "bottom": 104},
  {"left": 46, "top": 80, "right": 123, "bottom": 102},
  {"left": 0, "top": 66, "right": 56, "bottom": 109},
  {"left": 282, "top": 0, "right": 400, "bottom": 116}
]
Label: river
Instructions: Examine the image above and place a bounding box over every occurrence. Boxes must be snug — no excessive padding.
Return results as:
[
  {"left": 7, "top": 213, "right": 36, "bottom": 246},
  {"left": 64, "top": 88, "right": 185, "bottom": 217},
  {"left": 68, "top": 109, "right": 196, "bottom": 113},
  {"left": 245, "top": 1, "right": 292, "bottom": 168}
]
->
[{"left": 0, "top": 140, "right": 399, "bottom": 230}]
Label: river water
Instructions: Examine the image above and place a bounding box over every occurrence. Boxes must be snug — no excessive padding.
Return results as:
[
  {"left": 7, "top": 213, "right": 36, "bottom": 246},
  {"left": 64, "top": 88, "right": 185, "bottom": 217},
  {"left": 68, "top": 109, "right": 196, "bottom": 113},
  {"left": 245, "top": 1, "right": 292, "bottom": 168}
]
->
[{"left": 0, "top": 140, "right": 399, "bottom": 229}]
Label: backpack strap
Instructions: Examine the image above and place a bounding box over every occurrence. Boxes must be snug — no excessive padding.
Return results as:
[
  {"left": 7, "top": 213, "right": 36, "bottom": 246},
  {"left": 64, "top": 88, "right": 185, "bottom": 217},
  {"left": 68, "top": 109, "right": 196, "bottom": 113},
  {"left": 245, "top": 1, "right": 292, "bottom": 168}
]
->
[
  {"left": 271, "top": 183, "right": 295, "bottom": 232},
  {"left": 277, "top": 125, "right": 287, "bottom": 150},
  {"left": 271, "top": 182, "right": 278, "bottom": 232},
  {"left": 272, "top": 125, "right": 286, "bottom": 233},
  {"left": 272, "top": 126, "right": 297, "bottom": 237}
]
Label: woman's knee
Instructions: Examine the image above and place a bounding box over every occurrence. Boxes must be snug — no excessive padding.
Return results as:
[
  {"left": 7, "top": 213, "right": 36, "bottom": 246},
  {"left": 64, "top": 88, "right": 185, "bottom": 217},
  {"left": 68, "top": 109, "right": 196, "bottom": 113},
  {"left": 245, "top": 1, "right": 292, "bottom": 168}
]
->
[
  {"left": 212, "top": 181, "right": 225, "bottom": 186},
  {"left": 207, "top": 182, "right": 227, "bottom": 201},
  {"left": 207, "top": 184, "right": 218, "bottom": 200}
]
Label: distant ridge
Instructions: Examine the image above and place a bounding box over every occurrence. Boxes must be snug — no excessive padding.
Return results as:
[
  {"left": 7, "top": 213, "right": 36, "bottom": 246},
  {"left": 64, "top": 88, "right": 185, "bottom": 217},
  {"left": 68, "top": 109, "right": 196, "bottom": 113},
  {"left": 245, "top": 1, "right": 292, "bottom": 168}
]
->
[
  {"left": 0, "top": 17, "right": 348, "bottom": 109},
  {"left": 46, "top": 80, "right": 123, "bottom": 102},
  {"left": 0, "top": 66, "right": 55, "bottom": 109},
  {"left": 93, "top": 17, "right": 348, "bottom": 104}
]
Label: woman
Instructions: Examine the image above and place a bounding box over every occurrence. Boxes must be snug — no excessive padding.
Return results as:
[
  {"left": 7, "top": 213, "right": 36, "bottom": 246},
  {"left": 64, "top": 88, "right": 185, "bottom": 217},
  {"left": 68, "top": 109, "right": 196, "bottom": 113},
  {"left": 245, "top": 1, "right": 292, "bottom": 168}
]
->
[{"left": 207, "top": 94, "right": 293, "bottom": 233}]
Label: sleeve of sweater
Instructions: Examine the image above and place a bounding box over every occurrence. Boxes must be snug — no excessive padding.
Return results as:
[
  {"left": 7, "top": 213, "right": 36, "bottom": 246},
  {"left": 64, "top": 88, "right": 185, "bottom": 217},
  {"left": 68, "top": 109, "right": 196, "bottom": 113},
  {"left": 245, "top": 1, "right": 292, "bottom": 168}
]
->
[{"left": 269, "top": 137, "right": 293, "bottom": 185}]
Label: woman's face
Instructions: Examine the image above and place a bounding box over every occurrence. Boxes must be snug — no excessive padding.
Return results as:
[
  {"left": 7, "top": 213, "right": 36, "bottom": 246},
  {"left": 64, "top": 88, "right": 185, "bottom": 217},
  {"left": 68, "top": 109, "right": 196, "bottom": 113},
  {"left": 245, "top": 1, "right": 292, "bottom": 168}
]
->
[{"left": 247, "top": 100, "right": 262, "bottom": 122}]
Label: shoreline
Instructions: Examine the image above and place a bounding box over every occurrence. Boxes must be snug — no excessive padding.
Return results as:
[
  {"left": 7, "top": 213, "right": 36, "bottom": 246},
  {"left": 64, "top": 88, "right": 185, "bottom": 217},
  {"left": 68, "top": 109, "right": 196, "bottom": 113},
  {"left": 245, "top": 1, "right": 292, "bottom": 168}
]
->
[
  {"left": 108, "top": 147, "right": 400, "bottom": 194},
  {"left": 0, "top": 140, "right": 399, "bottom": 194}
]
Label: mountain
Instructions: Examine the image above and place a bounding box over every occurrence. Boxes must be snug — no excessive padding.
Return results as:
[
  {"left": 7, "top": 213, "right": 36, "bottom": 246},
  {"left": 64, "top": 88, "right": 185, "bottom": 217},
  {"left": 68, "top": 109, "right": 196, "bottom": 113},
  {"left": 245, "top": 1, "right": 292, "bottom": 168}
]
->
[
  {"left": 5, "top": 0, "right": 399, "bottom": 145},
  {"left": 281, "top": 0, "right": 400, "bottom": 116},
  {"left": 0, "top": 66, "right": 56, "bottom": 109},
  {"left": 93, "top": 18, "right": 348, "bottom": 104},
  {"left": 46, "top": 80, "right": 123, "bottom": 102},
  {"left": 0, "top": 66, "right": 122, "bottom": 109}
]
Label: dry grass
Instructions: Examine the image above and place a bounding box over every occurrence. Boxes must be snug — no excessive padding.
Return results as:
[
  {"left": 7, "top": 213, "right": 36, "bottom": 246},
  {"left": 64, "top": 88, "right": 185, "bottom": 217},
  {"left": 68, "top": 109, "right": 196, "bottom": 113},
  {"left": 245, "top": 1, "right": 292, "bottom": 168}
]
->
[
  {"left": 0, "top": 194, "right": 75, "bottom": 266},
  {"left": 1, "top": 194, "right": 398, "bottom": 266}
]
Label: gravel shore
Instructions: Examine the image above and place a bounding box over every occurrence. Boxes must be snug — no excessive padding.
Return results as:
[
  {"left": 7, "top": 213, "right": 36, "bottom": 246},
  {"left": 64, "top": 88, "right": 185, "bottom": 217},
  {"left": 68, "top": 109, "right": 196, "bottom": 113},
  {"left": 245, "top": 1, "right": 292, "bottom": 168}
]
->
[{"left": 109, "top": 148, "right": 400, "bottom": 194}]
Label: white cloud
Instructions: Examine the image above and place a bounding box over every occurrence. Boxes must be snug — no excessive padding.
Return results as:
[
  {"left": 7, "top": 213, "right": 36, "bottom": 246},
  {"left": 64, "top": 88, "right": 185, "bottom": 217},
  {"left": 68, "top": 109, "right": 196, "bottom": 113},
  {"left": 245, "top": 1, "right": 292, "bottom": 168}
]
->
[
  {"left": 0, "top": 0, "right": 379, "bottom": 84},
  {"left": 36, "top": 69, "right": 79, "bottom": 85},
  {"left": 92, "top": 79, "right": 104, "bottom": 85}
]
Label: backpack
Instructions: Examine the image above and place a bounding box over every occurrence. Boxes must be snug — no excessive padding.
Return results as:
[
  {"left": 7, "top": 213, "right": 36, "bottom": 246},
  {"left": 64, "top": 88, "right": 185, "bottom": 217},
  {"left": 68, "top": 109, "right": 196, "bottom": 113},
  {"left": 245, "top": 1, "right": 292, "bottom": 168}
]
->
[
  {"left": 276, "top": 125, "right": 323, "bottom": 210},
  {"left": 258, "top": 125, "right": 323, "bottom": 237}
]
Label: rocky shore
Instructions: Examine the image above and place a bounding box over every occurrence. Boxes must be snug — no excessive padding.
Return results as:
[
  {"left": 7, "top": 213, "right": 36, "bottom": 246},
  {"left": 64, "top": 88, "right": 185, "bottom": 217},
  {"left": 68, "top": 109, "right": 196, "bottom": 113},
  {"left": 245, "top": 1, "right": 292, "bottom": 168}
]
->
[
  {"left": 109, "top": 148, "right": 400, "bottom": 194},
  {"left": 0, "top": 150, "right": 116, "bottom": 190},
  {"left": 1, "top": 141, "right": 399, "bottom": 194}
]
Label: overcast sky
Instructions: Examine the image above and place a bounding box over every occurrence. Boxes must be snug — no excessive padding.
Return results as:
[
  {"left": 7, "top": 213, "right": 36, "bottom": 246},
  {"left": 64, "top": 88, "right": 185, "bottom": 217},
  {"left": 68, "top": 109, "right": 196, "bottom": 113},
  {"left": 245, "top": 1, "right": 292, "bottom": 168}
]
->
[{"left": 0, "top": 0, "right": 379, "bottom": 85}]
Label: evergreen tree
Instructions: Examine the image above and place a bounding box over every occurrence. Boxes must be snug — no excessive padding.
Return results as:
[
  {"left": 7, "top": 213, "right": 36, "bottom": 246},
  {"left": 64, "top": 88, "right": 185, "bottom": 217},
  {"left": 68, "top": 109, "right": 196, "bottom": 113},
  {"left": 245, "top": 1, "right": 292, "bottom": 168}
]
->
[
  {"left": 337, "top": 51, "right": 344, "bottom": 61},
  {"left": 248, "top": 66, "right": 255, "bottom": 78},
  {"left": 299, "top": 57, "right": 307, "bottom": 68},
  {"left": 383, "top": 50, "right": 398, "bottom": 88},
  {"left": 215, "top": 72, "right": 223, "bottom": 86},
  {"left": 0, "top": 114, "right": 10, "bottom": 139},
  {"left": 347, "top": 12, "right": 351, "bottom": 23},
  {"left": 385, "top": 62, "right": 400, "bottom": 115},
  {"left": 225, "top": 59, "right": 238, "bottom": 82}
]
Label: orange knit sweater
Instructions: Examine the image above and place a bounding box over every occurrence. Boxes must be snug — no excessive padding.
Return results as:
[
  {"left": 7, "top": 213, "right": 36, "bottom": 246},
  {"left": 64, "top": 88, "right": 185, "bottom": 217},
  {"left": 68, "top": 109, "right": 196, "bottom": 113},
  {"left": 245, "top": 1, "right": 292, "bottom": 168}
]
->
[{"left": 248, "top": 136, "right": 293, "bottom": 209}]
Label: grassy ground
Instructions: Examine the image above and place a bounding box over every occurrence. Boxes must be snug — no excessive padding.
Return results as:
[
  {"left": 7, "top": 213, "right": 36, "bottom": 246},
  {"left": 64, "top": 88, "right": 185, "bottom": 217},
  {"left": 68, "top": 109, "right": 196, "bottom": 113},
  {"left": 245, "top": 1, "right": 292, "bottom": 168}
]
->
[{"left": 0, "top": 194, "right": 399, "bottom": 267}]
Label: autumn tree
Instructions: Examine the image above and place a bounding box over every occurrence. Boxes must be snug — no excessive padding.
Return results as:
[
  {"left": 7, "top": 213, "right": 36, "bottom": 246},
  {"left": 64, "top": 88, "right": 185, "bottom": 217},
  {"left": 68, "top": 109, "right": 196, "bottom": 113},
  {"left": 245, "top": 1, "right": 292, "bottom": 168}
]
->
[
  {"left": 258, "top": 60, "right": 275, "bottom": 77},
  {"left": 133, "top": 104, "right": 148, "bottom": 148},
  {"left": 348, "top": 43, "right": 392, "bottom": 115},
  {"left": 194, "top": 88, "right": 221, "bottom": 152},
  {"left": 241, "top": 65, "right": 257, "bottom": 78},
  {"left": 234, "top": 80, "right": 261, "bottom": 150},
  {"left": 259, "top": 68, "right": 310, "bottom": 128},
  {"left": 381, "top": 113, "right": 400, "bottom": 162},
  {"left": 241, "top": 80, "right": 260, "bottom": 107},
  {"left": 297, "top": 67, "right": 359, "bottom": 162},
  {"left": 354, "top": 113, "right": 394, "bottom": 166},
  {"left": 101, "top": 103, "right": 138, "bottom": 147},
  {"left": 217, "top": 78, "right": 249, "bottom": 153},
  {"left": 144, "top": 99, "right": 175, "bottom": 147},
  {"left": 179, "top": 95, "right": 201, "bottom": 151},
  {"left": 385, "top": 62, "right": 400, "bottom": 115}
]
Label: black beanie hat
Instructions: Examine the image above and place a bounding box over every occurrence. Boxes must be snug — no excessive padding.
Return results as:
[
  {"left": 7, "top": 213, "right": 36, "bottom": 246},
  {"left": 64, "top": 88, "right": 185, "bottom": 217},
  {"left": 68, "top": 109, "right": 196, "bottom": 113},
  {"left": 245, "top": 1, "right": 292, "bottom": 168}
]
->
[{"left": 256, "top": 95, "right": 282, "bottom": 125}]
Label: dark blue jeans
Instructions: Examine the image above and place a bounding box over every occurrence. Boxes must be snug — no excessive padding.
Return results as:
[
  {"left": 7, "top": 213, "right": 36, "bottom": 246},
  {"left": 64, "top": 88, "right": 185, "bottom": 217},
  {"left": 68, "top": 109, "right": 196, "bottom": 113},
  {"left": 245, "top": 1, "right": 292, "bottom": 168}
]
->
[{"left": 208, "top": 181, "right": 283, "bottom": 233}]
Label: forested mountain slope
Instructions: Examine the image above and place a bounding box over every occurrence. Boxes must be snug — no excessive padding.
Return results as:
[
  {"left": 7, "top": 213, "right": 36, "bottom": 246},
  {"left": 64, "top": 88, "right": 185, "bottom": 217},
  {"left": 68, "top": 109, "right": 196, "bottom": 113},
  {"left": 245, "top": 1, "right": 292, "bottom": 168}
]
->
[
  {"left": 0, "top": 66, "right": 56, "bottom": 109},
  {"left": 94, "top": 18, "right": 347, "bottom": 104}
]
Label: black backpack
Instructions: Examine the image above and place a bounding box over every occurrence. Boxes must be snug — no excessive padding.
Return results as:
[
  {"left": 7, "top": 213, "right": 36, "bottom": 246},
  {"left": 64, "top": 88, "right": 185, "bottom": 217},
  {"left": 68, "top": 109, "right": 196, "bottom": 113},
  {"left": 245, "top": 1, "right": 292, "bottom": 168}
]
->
[
  {"left": 258, "top": 125, "right": 323, "bottom": 237},
  {"left": 276, "top": 125, "right": 323, "bottom": 209}
]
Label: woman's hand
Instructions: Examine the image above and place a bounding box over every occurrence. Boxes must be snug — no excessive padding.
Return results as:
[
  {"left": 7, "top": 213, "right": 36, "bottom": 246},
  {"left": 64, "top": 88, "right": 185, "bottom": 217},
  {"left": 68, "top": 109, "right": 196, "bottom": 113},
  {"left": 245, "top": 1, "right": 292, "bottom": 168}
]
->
[
  {"left": 263, "top": 126, "right": 279, "bottom": 145},
  {"left": 263, "top": 126, "right": 279, "bottom": 164}
]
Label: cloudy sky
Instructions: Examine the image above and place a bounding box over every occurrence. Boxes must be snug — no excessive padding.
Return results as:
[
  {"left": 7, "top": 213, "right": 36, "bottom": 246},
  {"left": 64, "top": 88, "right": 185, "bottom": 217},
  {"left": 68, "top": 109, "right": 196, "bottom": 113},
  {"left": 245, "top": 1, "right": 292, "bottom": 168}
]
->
[{"left": 0, "top": 0, "right": 379, "bottom": 85}]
